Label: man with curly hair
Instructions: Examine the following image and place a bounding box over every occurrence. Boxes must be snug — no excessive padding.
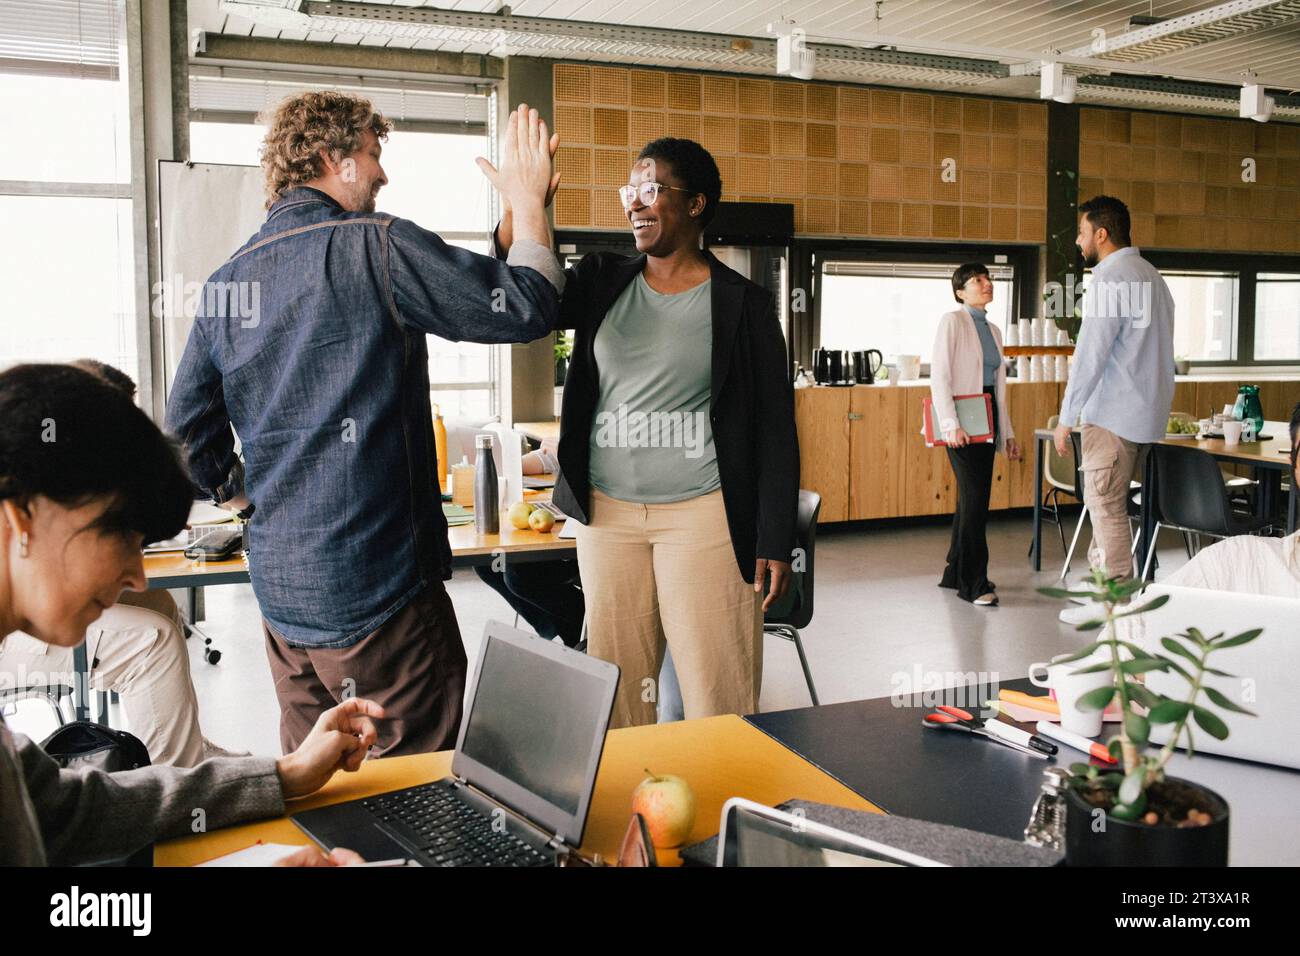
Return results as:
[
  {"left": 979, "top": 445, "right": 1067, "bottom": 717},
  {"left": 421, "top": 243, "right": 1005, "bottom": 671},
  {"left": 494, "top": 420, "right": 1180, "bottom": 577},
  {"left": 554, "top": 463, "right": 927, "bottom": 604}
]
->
[{"left": 166, "top": 92, "right": 563, "bottom": 757}]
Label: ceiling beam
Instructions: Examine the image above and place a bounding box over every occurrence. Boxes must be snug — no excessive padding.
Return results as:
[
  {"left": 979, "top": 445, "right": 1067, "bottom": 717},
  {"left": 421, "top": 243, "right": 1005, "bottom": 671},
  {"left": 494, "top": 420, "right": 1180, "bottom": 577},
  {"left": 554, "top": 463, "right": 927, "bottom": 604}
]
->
[{"left": 194, "top": 32, "right": 504, "bottom": 82}]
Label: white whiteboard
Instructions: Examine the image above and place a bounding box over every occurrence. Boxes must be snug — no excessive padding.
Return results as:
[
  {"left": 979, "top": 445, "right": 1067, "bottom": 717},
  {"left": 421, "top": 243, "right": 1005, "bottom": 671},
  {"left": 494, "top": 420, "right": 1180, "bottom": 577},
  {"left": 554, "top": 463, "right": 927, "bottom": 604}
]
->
[{"left": 157, "top": 160, "right": 266, "bottom": 397}]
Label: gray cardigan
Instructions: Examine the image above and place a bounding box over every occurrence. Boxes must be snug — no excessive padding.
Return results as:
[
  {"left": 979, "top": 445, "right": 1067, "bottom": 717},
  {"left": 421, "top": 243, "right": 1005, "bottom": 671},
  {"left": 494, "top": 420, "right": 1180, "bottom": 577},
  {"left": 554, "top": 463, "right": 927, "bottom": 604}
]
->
[{"left": 1, "top": 718, "right": 285, "bottom": 866}]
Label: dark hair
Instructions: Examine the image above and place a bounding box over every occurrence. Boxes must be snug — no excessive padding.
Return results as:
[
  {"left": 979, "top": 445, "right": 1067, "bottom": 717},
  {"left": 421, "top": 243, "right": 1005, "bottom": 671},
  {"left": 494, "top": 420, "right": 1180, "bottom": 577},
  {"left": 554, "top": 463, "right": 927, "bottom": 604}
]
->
[
  {"left": 636, "top": 137, "right": 723, "bottom": 228},
  {"left": 951, "top": 262, "right": 990, "bottom": 303},
  {"left": 70, "top": 359, "right": 137, "bottom": 399},
  {"left": 1078, "top": 195, "right": 1132, "bottom": 247},
  {"left": 0, "top": 364, "right": 192, "bottom": 544}
]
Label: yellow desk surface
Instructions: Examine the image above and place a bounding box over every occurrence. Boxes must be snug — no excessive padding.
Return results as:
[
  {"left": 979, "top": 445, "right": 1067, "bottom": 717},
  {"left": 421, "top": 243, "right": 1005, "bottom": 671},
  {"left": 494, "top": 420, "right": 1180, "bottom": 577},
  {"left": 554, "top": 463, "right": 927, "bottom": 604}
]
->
[
  {"left": 156, "top": 714, "right": 881, "bottom": 867},
  {"left": 144, "top": 487, "right": 573, "bottom": 584}
]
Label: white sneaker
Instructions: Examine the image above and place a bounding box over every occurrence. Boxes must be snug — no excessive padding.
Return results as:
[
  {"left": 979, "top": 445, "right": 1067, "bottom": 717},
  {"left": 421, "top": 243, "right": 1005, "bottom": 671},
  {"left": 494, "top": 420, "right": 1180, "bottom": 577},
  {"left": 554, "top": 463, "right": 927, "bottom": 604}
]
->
[{"left": 1058, "top": 600, "right": 1106, "bottom": 626}]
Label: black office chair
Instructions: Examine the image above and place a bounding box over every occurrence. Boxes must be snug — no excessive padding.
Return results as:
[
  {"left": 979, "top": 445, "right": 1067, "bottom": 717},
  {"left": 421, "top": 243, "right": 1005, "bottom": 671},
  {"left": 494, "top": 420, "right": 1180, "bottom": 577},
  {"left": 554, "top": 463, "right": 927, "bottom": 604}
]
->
[
  {"left": 1141, "top": 444, "right": 1274, "bottom": 580},
  {"left": 763, "top": 490, "right": 821, "bottom": 706}
]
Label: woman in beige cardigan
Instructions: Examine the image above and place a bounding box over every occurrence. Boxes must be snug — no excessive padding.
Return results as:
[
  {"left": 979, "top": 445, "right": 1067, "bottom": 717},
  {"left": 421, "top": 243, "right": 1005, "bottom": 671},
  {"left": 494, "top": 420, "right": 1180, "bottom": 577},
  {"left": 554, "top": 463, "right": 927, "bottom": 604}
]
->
[{"left": 929, "top": 263, "right": 1021, "bottom": 606}]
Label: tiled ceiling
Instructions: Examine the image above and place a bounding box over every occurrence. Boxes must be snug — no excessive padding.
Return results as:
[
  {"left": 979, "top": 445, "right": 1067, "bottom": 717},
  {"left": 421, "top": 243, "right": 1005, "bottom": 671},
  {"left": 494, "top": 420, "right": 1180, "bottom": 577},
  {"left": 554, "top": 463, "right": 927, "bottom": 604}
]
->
[{"left": 189, "top": 1, "right": 1300, "bottom": 116}]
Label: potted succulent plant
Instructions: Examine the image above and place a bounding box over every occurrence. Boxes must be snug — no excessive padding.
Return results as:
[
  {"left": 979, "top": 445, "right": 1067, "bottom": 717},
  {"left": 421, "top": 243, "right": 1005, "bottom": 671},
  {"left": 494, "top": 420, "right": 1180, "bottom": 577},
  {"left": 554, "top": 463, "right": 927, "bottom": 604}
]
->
[{"left": 1040, "top": 570, "right": 1260, "bottom": 867}]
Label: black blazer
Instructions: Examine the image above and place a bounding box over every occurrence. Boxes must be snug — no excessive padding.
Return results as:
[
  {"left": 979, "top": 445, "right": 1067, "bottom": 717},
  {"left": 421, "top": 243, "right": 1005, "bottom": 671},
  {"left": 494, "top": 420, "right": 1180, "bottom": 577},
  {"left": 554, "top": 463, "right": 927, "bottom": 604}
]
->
[{"left": 552, "top": 250, "right": 799, "bottom": 584}]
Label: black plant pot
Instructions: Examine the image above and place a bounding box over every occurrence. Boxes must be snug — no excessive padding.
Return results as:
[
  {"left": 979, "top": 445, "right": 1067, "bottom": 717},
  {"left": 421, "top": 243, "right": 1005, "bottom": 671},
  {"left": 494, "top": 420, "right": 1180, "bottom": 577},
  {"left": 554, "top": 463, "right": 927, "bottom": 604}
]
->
[
  {"left": 555, "top": 358, "right": 568, "bottom": 387},
  {"left": 1065, "top": 777, "right": 1229, "bottom": 867}
]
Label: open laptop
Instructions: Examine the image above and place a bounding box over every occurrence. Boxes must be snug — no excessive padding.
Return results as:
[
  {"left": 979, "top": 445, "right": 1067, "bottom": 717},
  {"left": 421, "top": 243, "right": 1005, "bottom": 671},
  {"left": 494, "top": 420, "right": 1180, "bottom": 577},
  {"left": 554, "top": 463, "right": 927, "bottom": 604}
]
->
[
  {"left": 1130, "top": 584, "right": 1300, "bottom": 769},
  {"left": 716, "top": 799, "right": 945, "bottom": 867},
  {"left": 291, "top": 622, "right": 619, "bottom": 866}
]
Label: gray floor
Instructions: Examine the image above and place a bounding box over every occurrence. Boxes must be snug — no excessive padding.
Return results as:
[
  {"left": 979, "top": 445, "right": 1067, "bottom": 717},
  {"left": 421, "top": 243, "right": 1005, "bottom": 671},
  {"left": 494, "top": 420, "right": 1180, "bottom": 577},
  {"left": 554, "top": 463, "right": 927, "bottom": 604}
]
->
[
  {"left": 177, "top": 511, "right": 1202, "bottom": 756},
  {"left": 7, "top": 511, "right": 1200, "bottom": 756}
]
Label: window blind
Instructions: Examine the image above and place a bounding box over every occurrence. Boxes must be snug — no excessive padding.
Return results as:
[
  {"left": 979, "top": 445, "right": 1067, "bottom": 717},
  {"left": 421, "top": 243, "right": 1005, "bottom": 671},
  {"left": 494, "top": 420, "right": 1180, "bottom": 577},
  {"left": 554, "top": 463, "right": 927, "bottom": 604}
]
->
[{"left": 0, "top": 0, "right": 121, "bottom": 79}]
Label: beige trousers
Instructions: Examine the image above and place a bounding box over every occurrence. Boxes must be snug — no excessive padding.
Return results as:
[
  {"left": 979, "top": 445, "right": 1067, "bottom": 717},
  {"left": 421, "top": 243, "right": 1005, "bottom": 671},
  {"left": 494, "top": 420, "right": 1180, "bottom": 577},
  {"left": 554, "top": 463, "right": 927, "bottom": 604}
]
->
[
  {"left": 1080, "top": 425, "right": 1147, "bottom": 582},
  {"left": 576, "top": 488, "right": 762, "bottom": 728},
  {"left": 0, "top": 593, "right": 204, "bottom": 767}
]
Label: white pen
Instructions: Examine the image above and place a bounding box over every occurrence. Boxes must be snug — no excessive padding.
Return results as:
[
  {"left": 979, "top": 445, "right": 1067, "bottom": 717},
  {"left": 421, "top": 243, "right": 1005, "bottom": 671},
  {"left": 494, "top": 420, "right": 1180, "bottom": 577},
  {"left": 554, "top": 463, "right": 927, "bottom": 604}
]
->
[
  {"left": 1035, "top": 720, "right": 1117, "bottom": 764},
  {"left": 982, "top": 703, "right": 1058, "bottom": 755}
]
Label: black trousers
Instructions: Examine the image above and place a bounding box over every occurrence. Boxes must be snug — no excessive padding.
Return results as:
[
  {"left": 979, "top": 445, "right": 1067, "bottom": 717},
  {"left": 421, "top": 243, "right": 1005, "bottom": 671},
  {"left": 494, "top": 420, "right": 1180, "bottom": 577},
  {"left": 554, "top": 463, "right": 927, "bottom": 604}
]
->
[
  {"left": 474, "top": 558, "right": 586, "bottom": 646},
  {"left": 940, "top": 390, "right": 998, "bottom": 602}
]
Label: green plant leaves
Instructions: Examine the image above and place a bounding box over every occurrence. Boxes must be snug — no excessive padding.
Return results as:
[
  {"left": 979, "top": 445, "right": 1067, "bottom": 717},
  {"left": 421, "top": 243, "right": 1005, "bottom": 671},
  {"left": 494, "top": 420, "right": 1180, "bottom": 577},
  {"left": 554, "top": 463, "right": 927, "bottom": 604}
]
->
[
  {"left": 1147, "top": 699, "right": 1191, "bottom": 724},
  {"left": 1192, "top": 706, "right": 1230, "bottom": 741},
  {"left": 1076, "top": 685, "right": 1117, "bottom": 712},
  {"left": 1125, "top": 711, "right": 1150, "bottom": 746},
  {"left": 1126, "top": 682, "right": 1161, "bottom": 710},
  {"left": 1108, "top": 737, "right": 1124, "bottom": 761},
  {"left": 1054, "top": 641, "right": 1109, "bottom": 665},
  {"left": 1037, "top": 586, "right": 1096, "bottom": 600},
  {"left": 1118, "top": 767, "right": 1146, "bottom": 805},
  {"left": 1111, "top": 789, "right": 1148, "bottom": 821},
  {"left": 1160, "top": 638, "right": 1202, "bottom": 665},
  {"left": 1213, "top": 628, "right": 1263, "bottom": 650},
  {"left": 1070, "top": 661, "right": 1117, "bottom": 675},
  {"left": 1202, "top": 686, "right": 1257, "bottom": 717},
  {"left": 1113, "top": 593, "right": 1170, "bottom": 619},
  {"left": 1119, "top": 657, "right": 1170, "bottom": 675}
]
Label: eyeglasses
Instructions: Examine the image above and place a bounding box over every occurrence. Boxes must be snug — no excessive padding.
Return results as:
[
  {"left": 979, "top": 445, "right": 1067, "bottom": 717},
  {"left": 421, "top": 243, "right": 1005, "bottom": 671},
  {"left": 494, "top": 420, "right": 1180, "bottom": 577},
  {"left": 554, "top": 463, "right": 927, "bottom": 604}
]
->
[{"left": 618, "top": 181, "right": 693, "bottom": 209}]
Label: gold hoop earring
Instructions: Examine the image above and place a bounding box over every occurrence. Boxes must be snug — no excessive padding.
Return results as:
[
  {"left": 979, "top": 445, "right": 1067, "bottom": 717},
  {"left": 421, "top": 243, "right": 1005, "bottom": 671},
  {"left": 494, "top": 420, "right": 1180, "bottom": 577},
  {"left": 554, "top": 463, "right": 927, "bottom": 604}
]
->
[{"left": 19, "top": 531, "right": 29, "bottom": 558}]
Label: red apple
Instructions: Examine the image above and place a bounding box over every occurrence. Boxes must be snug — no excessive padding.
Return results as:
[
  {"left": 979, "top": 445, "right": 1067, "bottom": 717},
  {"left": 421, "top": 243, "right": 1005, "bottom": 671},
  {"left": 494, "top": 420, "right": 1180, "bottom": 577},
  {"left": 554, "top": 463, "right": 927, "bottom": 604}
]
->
[{"left": 631, "top": 769, "right": 696, "bottom": 848}]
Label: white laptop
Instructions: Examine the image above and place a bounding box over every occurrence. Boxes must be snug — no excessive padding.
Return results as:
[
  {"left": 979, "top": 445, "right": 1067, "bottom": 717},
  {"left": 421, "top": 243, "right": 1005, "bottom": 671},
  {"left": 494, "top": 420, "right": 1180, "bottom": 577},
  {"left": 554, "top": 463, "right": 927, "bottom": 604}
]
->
[{"left": 1130, "top": 584, "right": 1300, "bottom": 769}]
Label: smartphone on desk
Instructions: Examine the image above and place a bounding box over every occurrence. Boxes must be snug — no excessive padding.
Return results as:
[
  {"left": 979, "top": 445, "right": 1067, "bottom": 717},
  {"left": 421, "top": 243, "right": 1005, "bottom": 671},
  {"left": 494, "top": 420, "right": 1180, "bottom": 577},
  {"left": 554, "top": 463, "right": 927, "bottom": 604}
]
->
[{"left": 184, "top": 527, "right": 244, "bottom": 561}]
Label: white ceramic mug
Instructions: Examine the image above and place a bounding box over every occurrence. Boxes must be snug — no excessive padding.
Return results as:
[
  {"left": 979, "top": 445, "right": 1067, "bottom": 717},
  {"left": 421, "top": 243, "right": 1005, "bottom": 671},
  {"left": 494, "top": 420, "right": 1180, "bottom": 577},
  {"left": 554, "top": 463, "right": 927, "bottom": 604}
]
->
[
  {"left": 895, "top": 354, "right": 921, "bottom": 381},
  {"left": 1028, "top": 650, "right": 1113, "bottom": 737},
  {"left": 1222, "top": 420, "right": 1244, "bottom": 446},
  {"left": 1005, "top": 324, "right": 1019, "bottom": 347}
]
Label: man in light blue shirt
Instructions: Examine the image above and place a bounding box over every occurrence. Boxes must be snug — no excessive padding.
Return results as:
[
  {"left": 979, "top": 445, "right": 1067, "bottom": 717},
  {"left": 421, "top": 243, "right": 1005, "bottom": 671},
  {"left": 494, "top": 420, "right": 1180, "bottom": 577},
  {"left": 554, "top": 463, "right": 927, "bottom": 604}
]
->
[{"left": 1053, "top": 196, "right": 1174, "bottom": 616}]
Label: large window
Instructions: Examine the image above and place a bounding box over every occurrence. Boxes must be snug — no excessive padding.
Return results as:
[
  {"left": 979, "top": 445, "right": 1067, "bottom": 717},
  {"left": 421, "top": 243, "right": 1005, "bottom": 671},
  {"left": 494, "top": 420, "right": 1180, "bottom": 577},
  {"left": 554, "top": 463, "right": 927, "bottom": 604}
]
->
[
  {"left": 819, "top": 260, "right": 1015, "bottom": 365},
  {"left": 188, "top": 86, "right": 496, "bottom": 420},
  {"left": 0, "top": 1, "right": 138, "bottom": 380},
  {"left": 1163, "top": 271, "right": 1238, "bottom": 363},
  {"left": 1254, "top": 273, "right": 1300, "bottom": 362}
]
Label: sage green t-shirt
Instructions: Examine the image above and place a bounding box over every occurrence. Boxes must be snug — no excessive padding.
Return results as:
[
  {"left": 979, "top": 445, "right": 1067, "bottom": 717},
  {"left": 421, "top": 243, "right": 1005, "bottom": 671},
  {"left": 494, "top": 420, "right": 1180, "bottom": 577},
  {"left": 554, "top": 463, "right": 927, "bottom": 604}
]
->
[{"left": 588, "top": 273, "right": 720, "bottom": 503}]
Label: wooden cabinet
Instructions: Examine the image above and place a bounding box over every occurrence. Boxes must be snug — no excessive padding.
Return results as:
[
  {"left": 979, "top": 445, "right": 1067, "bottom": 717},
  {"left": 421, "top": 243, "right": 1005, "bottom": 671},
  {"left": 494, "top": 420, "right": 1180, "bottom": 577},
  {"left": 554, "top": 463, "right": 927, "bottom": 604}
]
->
[
  {"left": 794, "top": 386, "right": 851, "bottom": 523},
  {"left": 1006, "top": 382, "right": 1063, "bottom": 508},
  {"left": 796, "top": 380, "right": 1061, "bottom": 522},
  {"left": 848, "top": 386, "right": 907, "bottom": 519},
  {"left": 903, "top": 394, "right": 956, "bottom": 516}
]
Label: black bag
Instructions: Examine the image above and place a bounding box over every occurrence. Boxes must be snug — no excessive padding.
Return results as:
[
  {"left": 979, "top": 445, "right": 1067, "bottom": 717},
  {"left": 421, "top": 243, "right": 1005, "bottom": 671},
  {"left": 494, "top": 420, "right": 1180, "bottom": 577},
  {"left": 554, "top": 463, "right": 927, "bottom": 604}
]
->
[
  {"left": 41, "top": 721, "right": 151, "bottom": 773},
  {"left": 41, "top": 721, "right": 154, "bottom": 866}
]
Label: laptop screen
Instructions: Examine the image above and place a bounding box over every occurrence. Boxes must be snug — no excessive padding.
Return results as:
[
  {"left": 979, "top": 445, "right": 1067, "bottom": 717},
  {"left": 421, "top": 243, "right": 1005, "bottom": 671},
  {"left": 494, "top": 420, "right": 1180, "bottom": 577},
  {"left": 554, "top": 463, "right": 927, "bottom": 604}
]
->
[{"left": 456, "top": 627, "right": 617, "bottom": 838}]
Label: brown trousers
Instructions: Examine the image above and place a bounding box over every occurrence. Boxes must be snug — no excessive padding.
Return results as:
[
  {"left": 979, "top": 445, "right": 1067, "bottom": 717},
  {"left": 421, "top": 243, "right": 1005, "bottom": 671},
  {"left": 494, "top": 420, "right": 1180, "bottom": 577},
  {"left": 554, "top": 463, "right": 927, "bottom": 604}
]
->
[
  {"left": 1080, "top": 425, "right": 1148, "bottom": 582},
  {"left": 263, "top": 582, "right": 467, "bottom": 757}
]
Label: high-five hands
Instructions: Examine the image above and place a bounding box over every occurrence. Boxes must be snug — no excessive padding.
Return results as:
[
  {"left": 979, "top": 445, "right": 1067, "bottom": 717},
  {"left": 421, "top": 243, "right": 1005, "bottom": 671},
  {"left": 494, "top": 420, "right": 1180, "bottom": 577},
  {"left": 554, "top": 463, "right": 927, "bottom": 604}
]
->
[{"left": 476, "top": 104, "right": 561, "bottom": 212}]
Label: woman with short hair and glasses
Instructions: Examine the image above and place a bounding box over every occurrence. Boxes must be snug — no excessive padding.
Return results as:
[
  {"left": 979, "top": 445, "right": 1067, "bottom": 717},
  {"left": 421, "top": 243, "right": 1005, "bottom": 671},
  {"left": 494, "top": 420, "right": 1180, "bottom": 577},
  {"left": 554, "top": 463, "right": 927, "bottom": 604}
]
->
[
  {"left": 930, "top": 263, "right": 1021, "bottom": 607},
  {"left": 495, "top": 137, "right": 799, "bottom": 727}
]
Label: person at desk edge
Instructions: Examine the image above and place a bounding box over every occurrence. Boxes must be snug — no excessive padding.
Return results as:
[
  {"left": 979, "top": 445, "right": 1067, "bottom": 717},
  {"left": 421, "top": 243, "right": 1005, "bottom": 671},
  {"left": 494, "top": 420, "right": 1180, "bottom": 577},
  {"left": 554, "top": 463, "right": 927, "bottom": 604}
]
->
[
  {"left": 0, "top": 364, "right": 381, "bottom": 866},
  {"left": 165, "top": 93, "right": 563, "bottom": 757},
  {"left": 930, "top": 263, "right": 1021, "bottom": 607},
  {"left": 493, "top": 137, "right": 799, "bottom": 728}
]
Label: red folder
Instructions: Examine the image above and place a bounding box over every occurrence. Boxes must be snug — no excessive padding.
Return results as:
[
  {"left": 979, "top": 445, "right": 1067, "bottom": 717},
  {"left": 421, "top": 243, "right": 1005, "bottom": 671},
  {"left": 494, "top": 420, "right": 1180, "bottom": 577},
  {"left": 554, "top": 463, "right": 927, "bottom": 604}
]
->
[{"left": 922, "top": 393, "right": 995, "bottom": 447}]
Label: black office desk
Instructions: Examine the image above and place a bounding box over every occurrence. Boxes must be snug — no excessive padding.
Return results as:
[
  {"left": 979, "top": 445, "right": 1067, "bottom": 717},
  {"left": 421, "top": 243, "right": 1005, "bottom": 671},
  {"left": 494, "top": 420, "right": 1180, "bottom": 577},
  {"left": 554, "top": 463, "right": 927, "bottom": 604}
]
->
[{"left": 747, "top": 678, "right": 1300, "bottom": 865}]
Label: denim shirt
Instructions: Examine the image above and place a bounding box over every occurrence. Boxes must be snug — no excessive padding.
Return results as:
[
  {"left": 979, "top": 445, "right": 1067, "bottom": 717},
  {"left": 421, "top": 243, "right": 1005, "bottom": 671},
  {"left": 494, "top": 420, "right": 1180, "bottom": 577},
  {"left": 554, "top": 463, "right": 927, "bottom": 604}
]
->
[{"left": 165, "top": 187, "right": 562, "bottom": 646}]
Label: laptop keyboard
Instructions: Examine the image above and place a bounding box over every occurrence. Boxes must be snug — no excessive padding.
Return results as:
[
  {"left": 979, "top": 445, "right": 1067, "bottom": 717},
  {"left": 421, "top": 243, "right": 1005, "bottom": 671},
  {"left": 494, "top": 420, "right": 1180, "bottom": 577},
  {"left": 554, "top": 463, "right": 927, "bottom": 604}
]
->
[{"left": 362, "top": 783, "right": 553, "bottom": 867}]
